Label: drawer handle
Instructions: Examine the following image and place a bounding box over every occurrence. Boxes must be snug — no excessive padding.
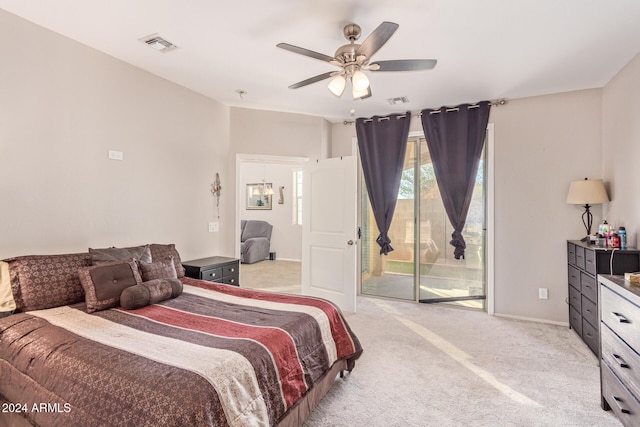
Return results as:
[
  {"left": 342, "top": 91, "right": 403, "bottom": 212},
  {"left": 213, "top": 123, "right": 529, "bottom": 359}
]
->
[
  {"left": 229, "top": 268, "right": 235, "bottom": 272},
  {"left": 613, "top": 354, "right": 630, "bottom": 369},
  {"left": 612, "top": 396, "right": 631, "bottom": 414},
  {"left": 613, "top": 312, "right": 630, "bottom": 323},
  {"left": 209, "top": 272, "right": 217, "bottom": 278}
]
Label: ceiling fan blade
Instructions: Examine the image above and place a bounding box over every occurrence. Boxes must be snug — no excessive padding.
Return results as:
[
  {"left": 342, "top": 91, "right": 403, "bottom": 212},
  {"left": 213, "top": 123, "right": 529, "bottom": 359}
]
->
[
  {"left": 277, "top": 43, "right": 335, "bottom": 63},
  {"left": 356, "top": 21, "right": 399, "bottom": 60},
  {"left": 288, "top": 71, "right": 335, "bottom": 89},
  {"left": 370, "top": 59, "right": 437, "bottom": 72}
]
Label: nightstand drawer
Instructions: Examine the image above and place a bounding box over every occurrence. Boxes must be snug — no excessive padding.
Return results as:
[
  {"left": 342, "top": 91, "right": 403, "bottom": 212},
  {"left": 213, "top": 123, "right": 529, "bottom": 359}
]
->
[
  {"left": 602, "top": 323, "right": 640, "bottom": 400},
  {"left": 222, "top": 274, "right": 239, "bottom": 286},
  {"left": 602, "top": 285, "right": 640, "bottom": 352},
  {"left": 201, "top": 267, "right": 223, "bottom": 282},
  {"left": 223, "top": 264, "right": 238, "bottom": 277}
]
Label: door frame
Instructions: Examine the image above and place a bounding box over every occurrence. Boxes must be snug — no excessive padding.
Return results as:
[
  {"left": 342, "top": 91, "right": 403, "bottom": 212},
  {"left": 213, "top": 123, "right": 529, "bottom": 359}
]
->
[{"left": 235, "top": 153, "right": 308, "bottom": 264}]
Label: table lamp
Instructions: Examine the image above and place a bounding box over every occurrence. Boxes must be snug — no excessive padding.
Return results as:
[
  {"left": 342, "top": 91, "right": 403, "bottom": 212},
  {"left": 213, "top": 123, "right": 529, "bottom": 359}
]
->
[{"left": 566, "top": 178, "right": 610, "bottom": 241}]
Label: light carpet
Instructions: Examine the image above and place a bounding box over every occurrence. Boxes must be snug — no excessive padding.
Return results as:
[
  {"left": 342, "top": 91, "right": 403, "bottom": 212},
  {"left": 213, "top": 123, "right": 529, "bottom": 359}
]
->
[{"left": 303, "top": 297, "right": 620, "bottom": 427}]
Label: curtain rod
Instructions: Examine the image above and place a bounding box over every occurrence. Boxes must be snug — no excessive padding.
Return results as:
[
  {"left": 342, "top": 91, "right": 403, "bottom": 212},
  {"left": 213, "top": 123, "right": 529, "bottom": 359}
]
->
[{"left": 343, "top": 99, "right": 506, "bottom": 125}]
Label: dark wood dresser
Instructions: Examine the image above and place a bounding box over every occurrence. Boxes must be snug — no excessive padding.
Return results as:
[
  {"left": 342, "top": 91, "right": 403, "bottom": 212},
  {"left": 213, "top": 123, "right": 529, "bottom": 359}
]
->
[
  {"left": 599, "top": 274, "right": 640, "bottom": 426},
  {"left": 182, "top": 256, "right": 240, "bottom": 286},
  {"left": 567, "top": 241, "right": 640, "bottom": 355}
]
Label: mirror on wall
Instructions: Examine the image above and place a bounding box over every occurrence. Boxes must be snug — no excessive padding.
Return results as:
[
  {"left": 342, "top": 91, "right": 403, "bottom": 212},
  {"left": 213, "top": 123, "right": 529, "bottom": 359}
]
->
[{"left": 246, "top": 183, "right": 273, "bottom": 210}]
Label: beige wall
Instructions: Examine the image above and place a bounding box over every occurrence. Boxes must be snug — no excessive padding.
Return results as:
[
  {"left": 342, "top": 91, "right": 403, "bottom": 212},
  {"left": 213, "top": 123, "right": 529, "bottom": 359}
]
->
[
  {"left": 331, "top": 89, "right": 603, "bottom": 324},
  {"left": 491, "top": 89, "right": 602, "bottom": 322},
  {"left": 602, "top": 52, "right": 640, "bottom": 245},
  {"left": 0, "top": 10, "right": 232, "bottom": 261}
]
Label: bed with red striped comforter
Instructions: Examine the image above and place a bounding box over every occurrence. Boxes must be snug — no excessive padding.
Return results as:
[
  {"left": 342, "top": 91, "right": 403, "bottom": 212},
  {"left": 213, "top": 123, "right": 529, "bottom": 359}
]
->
[{"left": 0, "top": 277, "right": 362, "bottom": 426}]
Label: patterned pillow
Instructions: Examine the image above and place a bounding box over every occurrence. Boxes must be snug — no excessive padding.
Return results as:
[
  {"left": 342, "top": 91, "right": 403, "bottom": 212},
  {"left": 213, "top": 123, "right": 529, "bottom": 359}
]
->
[
  {"left": 89, "top": 245, "right": 152, "bottom": 265},
  {"left": 0, "top": 261, "right": 16, "bottom": 312},
  {"left": 4, "top": 253, "right": 92, "bottom": 312},
  {"left": 149, "top": 244, "right": 185, "bottom": 278},
  {"left": 120, "top": 278, "right": 183, "bottom": 310},
  {"left": 139, "top": 258, "right": 177, "bottom": 281},
  {"left": 78, "top": 260, "right": 142, "bottom": 313}
]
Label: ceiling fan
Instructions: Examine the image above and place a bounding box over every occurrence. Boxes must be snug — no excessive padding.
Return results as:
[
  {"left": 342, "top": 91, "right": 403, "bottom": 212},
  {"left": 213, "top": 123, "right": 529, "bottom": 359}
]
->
[{"left": 277, "top": 21, "right": 437, "bottom": 100}]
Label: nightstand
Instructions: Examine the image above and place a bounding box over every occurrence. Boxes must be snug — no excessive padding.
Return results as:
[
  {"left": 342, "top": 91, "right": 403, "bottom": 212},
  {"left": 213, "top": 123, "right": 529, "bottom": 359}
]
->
[{"left": 182, "top": 256, "right": 240, "bottom": 286}]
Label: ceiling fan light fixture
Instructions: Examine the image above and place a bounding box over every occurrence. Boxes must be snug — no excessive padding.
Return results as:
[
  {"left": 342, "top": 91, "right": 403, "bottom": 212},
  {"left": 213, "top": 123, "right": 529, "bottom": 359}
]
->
[
  {"left": 352, "top": 70, "right": 370, "bottom": 91},
  {"left": 328, "top": 75, "right": 346, "bottom": 97},
  {"left": 352, "top": 84, "right": 370, "bottom": 100}
]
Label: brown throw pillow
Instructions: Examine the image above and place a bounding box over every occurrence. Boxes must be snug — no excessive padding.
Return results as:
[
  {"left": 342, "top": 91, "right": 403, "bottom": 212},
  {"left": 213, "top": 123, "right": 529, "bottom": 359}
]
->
[
  {"left": 4, "top": 253, "right": 91, "bottom": 312},
  {"left": 78, "top": 260, "right": 142, "bottom": 313},
  {"left": 139, "top": 258, "right": 177, "bottom": 281},
  {"left": 149, "top": 244, "right": 185, "bottom": 278},
  {"left": 120, "top": 278, "right": 183, "bottom": 310},
  {"left": 89, "top": 245, "right": 152, "bottom": 265}
]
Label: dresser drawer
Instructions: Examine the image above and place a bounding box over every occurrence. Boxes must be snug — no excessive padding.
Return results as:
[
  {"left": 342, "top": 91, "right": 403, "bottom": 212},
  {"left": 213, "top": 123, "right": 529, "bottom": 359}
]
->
[
  {"left": 602, "top": 362, "right": 640, "bottom": 426},
  {"left": 601, "top": 285, "right": 640, "bottom": 352},
  {"left": 575, "top": 246, "right": 586, "bottom": 270},
  {"left": 201, "top": 267, "right": 223, "bottom": 282},
  {"left": 569, "top": 305, "right": 582, "bottom": 335},
  {"left": 568, "top": 242, "right": 576, "bottom": 265},
  {"left": 582, "top": 319, "right": 599, "bottom": 355},
  {"left": 585, "top": 249, "right": 596, "bottom": 275},
  {"left": 602, "top": 323, "right": 640, "bottom": 400},
  {"left": 569, "top": 284, "right": 581, "bottom": 312},
  {"left": 581, "top": 272, "right": 597, "bottom": 303},
  {"left": 581, "top": 295, "right": 597, "bottom": 328},
  {"left": 568, "top": 265, "right": 580, "bottom": 289}
]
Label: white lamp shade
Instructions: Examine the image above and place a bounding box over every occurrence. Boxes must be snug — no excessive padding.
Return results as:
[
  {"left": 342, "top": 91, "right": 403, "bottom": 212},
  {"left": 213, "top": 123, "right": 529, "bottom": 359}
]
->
[
  {"left": 566, "top": 179, "right": 609, "bottom": 205},
  {"left": 328, "top": 75, "right": 346, "bottom": 97},
  {"left": 351, "top": 70, "right": 370, "bottom": 91}
]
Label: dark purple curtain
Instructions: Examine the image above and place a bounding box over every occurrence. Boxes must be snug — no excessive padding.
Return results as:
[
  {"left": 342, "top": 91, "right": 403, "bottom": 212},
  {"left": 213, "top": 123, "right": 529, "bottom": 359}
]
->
[
  {"left": 356, "top": 113, "right": 411, "bottom": 255},
  {"left": 420, "top": 102, "right": 491, "bottom": 259}
]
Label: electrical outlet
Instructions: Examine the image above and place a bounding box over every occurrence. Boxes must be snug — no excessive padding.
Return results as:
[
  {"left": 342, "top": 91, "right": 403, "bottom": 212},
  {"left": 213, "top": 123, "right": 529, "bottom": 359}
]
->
[
  {"left": 208, "top": 222, "right": 219, "bottom": 233},
  {"left": 538, "top": 288, "right": 549, "bottom": 300}
]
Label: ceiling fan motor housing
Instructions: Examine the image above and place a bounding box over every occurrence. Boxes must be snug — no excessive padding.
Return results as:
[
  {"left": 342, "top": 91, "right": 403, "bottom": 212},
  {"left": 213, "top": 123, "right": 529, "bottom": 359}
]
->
[{"left": 343, "top": 24, "right": 361, "bottom": 41}]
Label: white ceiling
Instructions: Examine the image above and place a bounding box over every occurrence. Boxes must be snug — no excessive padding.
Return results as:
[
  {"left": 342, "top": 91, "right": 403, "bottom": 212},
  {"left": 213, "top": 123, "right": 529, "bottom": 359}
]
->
[{"left": 2, "top": 0, "right": 640, "bottom": 123}]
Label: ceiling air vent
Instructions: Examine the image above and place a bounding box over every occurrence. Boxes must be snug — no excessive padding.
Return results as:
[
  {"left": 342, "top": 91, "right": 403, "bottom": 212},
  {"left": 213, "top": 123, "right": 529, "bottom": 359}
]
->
[
  {"left": 139, "top": 34, "right": 177, "bottom": 53},
  {"left": 387, "top": 96, "right": 410, "bottom": 105}
]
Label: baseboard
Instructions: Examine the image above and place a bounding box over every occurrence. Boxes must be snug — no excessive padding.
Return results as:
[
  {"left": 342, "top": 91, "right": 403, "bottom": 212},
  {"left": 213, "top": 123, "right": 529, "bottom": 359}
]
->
[
  {"left": 493, "top": 312, "right": 569, "bottom": 327},
  {"left": 271, "top": 258, "right": 300, "bottom": 262}
]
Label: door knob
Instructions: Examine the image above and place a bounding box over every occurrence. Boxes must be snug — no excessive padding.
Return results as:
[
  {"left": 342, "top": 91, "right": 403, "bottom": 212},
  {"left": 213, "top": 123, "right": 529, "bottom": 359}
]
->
[{"left": 347, "top": 240, "right": 354, "bottom": 245}]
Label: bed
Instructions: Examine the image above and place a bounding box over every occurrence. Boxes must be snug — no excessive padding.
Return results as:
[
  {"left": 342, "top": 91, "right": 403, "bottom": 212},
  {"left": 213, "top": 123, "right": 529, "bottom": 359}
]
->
[{"left": 0, "top": 245, "right": 362, "bottom": 427}]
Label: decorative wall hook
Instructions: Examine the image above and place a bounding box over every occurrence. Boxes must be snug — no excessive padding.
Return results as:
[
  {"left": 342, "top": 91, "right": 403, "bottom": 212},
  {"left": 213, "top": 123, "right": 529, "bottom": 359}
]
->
[
  {"left": 278, "top": 186, "right": 285, "bottom": 204},
  {"left": 211, "top": 173, "right": 222, "bottom": 218}
]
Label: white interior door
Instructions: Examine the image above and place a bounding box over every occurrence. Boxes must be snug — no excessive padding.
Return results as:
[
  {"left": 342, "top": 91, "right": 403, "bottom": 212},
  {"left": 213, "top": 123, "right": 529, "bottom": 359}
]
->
[{"left": 302, "top": 156, "right": 357, "bottom": 312}]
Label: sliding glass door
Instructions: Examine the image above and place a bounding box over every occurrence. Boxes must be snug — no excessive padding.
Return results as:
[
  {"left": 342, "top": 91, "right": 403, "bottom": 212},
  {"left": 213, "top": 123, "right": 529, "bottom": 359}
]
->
[{"left": 361, "top": 135, "right": 487, "bottom": 309}]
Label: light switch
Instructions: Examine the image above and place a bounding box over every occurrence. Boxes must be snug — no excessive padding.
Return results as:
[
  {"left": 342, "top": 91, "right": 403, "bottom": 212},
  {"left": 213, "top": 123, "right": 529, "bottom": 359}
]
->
[{"left": 108, "top": 150, "right": 123, "bottom": 161}]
